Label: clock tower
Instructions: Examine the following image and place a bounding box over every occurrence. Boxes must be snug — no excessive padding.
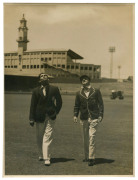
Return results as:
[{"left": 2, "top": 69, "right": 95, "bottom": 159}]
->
[{"left": 17, "top": 14, "right": 29, "bottom": 54}]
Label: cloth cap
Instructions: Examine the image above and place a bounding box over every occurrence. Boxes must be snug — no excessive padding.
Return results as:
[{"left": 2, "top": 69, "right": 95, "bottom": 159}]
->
[{"left": 80, "top": 75, "right": 91, "bottom": 82}]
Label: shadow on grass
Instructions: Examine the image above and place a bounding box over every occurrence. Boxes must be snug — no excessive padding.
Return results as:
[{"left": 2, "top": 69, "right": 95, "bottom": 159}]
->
[
  {"left": 51, "top": 157, "right": 75, "bottom": 163},
  {"left": 95, "top": 158, "right": 115, "bottom": 164}
]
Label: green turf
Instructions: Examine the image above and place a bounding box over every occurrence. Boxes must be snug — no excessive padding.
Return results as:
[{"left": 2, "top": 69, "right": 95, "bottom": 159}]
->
[{"left": 4, "top": 94, "right": 133, "bottom": 176}]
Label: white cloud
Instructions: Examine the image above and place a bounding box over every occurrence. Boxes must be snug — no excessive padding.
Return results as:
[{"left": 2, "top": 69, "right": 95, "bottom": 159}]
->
[{"left": 19, "top": 4, "right": 99, "bottom": 24}]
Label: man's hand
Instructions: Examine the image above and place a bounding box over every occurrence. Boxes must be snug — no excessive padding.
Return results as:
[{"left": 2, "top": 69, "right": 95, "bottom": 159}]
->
[
  {"left": 30, "top": 120, "right": 34, "bottom": 127},
  {"left": 74, "top": 116, "right": 78, "bottom": 123},
  {"left": 98, "top": 116, "right": 102, "bottom": 123}
]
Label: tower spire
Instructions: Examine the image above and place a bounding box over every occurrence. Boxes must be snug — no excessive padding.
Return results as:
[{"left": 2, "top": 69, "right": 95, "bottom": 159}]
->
[{"left": 17, "top": 14, "right": 29, "bottom": 53}]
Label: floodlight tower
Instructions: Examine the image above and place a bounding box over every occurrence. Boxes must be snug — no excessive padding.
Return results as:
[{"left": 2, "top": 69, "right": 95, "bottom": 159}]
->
[
  {"left": 109, "top": 46, "right": 115, "bottom": 79},
  {"left": 118, "top": 65, "right": 121, "bottom": 81}
]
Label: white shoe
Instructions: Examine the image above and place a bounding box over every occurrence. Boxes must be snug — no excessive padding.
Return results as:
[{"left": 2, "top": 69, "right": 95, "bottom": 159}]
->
[{"left": 44, "top": 159, "right": 50, "bottom": 166}]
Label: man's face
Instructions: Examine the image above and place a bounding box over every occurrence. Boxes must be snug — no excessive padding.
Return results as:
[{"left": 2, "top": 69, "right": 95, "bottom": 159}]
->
[
  {"left": 40, "top": 74, "right": 48, "bottom": 81},
  {"left": 39, "top": 74, "right": 49, "bottom": 85},
  {"left": 81, "top": 77, "right": 90, "bottom": 87}
]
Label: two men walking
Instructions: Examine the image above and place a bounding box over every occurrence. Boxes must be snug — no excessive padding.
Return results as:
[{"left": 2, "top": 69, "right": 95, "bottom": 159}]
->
[{"left": 29, "top": 73, "right": 104, "bottom": 166}]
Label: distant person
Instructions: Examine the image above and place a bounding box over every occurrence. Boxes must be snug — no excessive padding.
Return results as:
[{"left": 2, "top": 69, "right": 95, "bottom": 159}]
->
[
  {"left": 73, "top": 75, "right": 104, "bottom": 166},
  {"left": 29, "top": 73, "right": 62, "bottom": 166}
]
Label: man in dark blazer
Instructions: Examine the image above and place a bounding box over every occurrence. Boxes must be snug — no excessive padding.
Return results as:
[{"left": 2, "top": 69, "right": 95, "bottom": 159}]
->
[
  {"left": 73, "top": 75, "right": 104, "bottom": 166},
  {"left": 29, "top": 73, "right": 62, "bottom": 166}
]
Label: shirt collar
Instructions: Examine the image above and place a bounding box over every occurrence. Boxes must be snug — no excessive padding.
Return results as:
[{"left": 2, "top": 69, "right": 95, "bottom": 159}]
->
[
  {"left": 41, "top": 85, "right": 45, "bottom": 89},
  {"left": 81, "top": 85, "right": 91, "bottom": 89}
]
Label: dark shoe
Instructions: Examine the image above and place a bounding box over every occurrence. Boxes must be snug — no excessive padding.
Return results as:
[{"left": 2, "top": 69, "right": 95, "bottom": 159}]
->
[
  {"left": 88, "top": 159, "right": 95, "bottom": 166},
  {"left": 38, "top": 156, "right": 43, "bottom": 161},
  {"left": 83, "top": 158, "right": 89, "bottom": 162}
]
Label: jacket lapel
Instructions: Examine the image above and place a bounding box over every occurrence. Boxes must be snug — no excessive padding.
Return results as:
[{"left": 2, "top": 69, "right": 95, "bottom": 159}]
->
[
  {"left": 38, "top": 85, "right": 50, "bottom": 100},
  {"left": 88, "top": 87, "right": 95, "bottom": 98},
  {"left": 80, "top": 88, "right": 88, "bottom": 99},
  {"left": 38, "top": 87, "right": 44, "bottom": 97},
  {"left": 80, "top": 87, "right": 96, "bottom": 99}
]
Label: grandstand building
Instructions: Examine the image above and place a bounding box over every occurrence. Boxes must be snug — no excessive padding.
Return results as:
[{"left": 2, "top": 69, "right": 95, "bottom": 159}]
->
[{"left": 4, "top": 15, "right": 101, "bottom": 90}]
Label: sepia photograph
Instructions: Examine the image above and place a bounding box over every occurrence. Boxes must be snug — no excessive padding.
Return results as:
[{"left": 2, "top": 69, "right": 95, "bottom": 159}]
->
[{"left": 3, "top": 2, "right": 135, "bottom": 177}]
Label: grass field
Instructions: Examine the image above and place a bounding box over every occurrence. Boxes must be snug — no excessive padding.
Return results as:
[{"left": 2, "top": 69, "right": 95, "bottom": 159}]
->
[{"left": 4, "top": 93, "right": 133, "bottom": 176}]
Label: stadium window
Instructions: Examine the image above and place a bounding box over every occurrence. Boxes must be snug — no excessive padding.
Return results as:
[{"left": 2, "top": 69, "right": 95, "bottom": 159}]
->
[
  {"left": 37, "top": 65, "right": 39, "bottom": 68},
  {"left": 8, "top": 66, "right": 10, "bottom": 68},
  {"left": 11, "top": 66, "right": 13, "bottom": 68},
  {"left": 14, "top": 65, "right": 17, "bottom": 68},
  {"left": 57, "top": 64, "right": 60, "bottom": 67},
  {"left": 71, "top": 65, "right": 74, "bottom": 69},
  {"left": 44, "top": 64, "right": 47, "bottom": 68},
  {"left": 5, "top": 66, "right": 7, "bottom": 68},
  {"left": 22, "top": 65, "right": 26, "bottom": 69},
  {"left": 67, "top": 65, "right": 70, "bottom": 69},
  {"left": 62, "top": 65, "right": 65, "bottom": 68},
  {"left": 41, "top": 58, "right": 44, "bottom": 61},
  {"left": 49, "top": 58, "right": 51, "bottom": 61},
  {"left": 45, "top": 58, "right": 47, "bottom": 62},
  {"left": 85, "top": 67, "right": 88, "bottom": 70},
  {"left": 27, "top": 65, "right": 29, "bottom": 69},
  {"left": 94, "top": 67, "right": 96, "bottom": 72},
  {"left": 41, "top": 65, "right": 44, "bottom": 68},
  {"left": 89, "top": 67, "right": 92, "bottom": 70},
  {"left": 34, "top": 65, "right": 36, "bottom": 69},
  {"left": 53, "top": 64, "right": 56, "bottom": 67},
  {"left": 76, "top": 66, "right": 79, "bottom": 69},
  {"left": 30, "top": 65, "right": 33, "bottom": 69},
  {"left": 62, "top": 52, "right": 65, "bottom": 55},
  {"left": 80, "top": 67, "right": 83, "bottom": 70}
]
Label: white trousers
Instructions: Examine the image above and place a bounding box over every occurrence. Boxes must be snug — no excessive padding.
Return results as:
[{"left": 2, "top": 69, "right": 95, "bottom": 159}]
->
[
  {"left": 80, "top": 119, "right": 99, "bottom": 159},
  {"left": 36, "top": 116, "right": 56, "bottom": 160}
]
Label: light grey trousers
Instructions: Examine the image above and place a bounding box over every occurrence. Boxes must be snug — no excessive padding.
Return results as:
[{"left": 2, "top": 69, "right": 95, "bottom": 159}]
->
[
  {"left": 36, "top": 116, "right": 56, "bottom": 160},
  {"left": 80, "top": 119, "right": 99, "bottom": 159}
]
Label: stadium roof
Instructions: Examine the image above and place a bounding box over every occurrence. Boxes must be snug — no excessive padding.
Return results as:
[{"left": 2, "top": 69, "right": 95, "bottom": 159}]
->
[{"left": 4, "top": 49, "right": 83, "bottom": 60}]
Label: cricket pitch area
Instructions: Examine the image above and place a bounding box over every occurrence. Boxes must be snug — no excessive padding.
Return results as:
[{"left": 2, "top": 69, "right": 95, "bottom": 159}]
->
[{"left": 4, "top": 94, "right": 133, "bottom": 176}]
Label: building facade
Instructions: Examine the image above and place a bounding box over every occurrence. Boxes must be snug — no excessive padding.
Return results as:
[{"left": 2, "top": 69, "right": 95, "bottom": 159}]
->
[{"left": 4, "top": 15, "right": 101, "bottom": 80}]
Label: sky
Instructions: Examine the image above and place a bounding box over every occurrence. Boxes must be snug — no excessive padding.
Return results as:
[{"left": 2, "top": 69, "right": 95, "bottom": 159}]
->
[{"left": 4, "top": 3, "right": 134, "bottom": 79}]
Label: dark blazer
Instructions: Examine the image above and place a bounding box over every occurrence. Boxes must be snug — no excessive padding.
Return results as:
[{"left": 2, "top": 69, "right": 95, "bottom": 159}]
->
[
  {"left": 74, "top": 87, "right": 104, "bottom": 120},
  {"left": 29, "top": 85, "right": 62, "bottom": 122}
]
